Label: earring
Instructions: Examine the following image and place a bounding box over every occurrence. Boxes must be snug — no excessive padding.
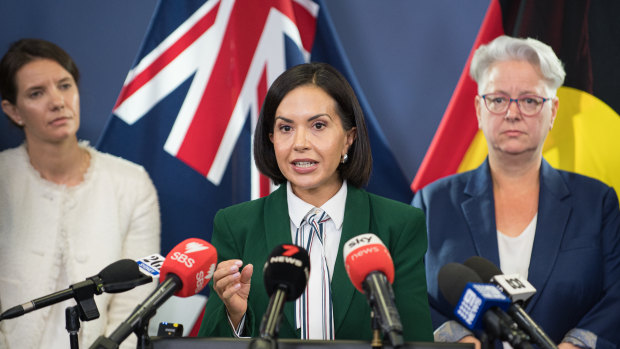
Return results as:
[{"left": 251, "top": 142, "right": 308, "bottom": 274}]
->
[{"left": 341, "top": 153, "right": 348, "bottom": 164}]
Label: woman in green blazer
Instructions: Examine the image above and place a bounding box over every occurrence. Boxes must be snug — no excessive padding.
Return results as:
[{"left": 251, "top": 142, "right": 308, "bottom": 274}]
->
[{"left": 197, "top": 63, "right": 433, "bottom": 342}]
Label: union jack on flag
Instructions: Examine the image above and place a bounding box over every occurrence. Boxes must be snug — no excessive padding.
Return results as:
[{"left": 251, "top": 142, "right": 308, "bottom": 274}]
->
[{"left": 98, "top": 0, "right": 412, "bottom": 253}]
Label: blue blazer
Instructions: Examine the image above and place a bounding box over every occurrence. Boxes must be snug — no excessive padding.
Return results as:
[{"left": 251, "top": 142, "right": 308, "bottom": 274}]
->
[{"left": 413, "top": 159, "right": 620, "bottom": 349}]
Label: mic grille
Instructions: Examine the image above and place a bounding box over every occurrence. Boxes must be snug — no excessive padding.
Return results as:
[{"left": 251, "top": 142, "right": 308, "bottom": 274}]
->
[
  {"left": 97, "top": 259, "right": 153, "bottom": 293},
  {"left": 437, "top": 263, "right": 483, "bottom": 306},
  {"left": 263, "top": 244, "right": 310, "bottom": 301},
  {"left": 463, "top": 256, "right": 502, "bottom": 283},
  {"left": 343, "top": 234, "right": 394, "bottom": 293},
  {"left": 160, "top": 238, "right": 218, "bottom": 298}
]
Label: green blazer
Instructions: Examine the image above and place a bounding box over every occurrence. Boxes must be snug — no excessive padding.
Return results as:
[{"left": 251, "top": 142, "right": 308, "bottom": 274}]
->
[{"left": 198, "top": 184, "right": 433, "bottom": 342}]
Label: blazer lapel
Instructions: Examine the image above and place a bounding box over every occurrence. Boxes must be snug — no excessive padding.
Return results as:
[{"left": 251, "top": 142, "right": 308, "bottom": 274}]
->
[
  {"left": 461, "top": 159, "right": 501, "bottom": 266},
  {"left": 525, "top": 160, "right": 571, "bottom": 310},
  {"left": 263, "top": 185, "right": 299, "bottom": 334},
  {"left": 331, "top": 185, "right": 369, "bottom": 334}
]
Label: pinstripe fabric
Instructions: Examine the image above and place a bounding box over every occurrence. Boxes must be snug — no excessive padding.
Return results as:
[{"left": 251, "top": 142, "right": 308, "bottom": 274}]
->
[{"left": 295, "top": 208, "right": 334, "bottom": 339}]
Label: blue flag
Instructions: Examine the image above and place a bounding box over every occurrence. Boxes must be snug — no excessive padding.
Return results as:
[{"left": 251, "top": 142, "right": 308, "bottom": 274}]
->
[{"left": 97, "top": 0, "right": 411, "bottom": 253}]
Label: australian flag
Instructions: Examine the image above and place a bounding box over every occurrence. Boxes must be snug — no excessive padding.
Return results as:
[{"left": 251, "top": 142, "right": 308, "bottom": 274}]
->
[{"left": 98, "top": 0, "right": 412, "bottom": 254}]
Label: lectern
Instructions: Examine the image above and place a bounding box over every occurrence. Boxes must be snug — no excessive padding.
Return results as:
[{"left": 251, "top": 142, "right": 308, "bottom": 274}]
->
[{"left": 151, "top": 337, "right": 474, "bottom": 349}]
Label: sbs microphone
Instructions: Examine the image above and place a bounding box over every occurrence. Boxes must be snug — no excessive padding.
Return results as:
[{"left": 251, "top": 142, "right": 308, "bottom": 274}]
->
[
  {"left": 89, "top": 238, "right": 217, "bottom": 348},
  {"left": 259, "top": 244, "right": 310, "bottom": 339},
  {"left": 463, "top": 256, "right": 557, "bottom": 349},
  {"left": 438, "top": 263, "right": 533, "bottom": 349},
  {"left": 343, "top": 233, "right": 403, "bottom": 348},
  {"left": 0, "top": 259, "right": 152, "bottom": 321}
]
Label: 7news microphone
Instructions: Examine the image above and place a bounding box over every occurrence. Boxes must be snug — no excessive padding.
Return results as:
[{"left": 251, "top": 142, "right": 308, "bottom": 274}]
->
[
  {"left": 0, "top": 258, "right": 153, "bottom": 322},
  {"left": 464, "top": 256, "right": 558, "bottom": 349},
  {"left": 438, "top": 262, "right": 533, "bottom": 349},
  {"left": 343, "top": 233, "right": 404, "bottom": 348},
  {"left": 249, "top": 244, "right": 310, "bottom": 349},
  {"left": 89, "top": 238, "right": 217, "bottom": 349}
]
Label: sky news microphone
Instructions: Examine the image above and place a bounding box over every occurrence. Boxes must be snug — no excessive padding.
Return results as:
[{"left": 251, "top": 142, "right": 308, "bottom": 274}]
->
[
  {"left": 89, "top": 238, "right": 217, "bottom": 348},
  {"left": 254, "top": 244, "right": 310, "bottom": 344},
  {"left": 343, "top": 233, "right": 403, "bottom": 348},
  {"left": 0, "top": 259, "right": 152, "bottom": 322},
  {"left": 438, "top": 263, "right": 533, "bottom": 349},
  {"left": 463, "top": 256, "right": 558, "bottom": 349}
]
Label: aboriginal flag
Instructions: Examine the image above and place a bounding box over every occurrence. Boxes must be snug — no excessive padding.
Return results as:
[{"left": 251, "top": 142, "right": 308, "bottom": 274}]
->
[{"left": 412, "top": 0, "right": 620, "bottom": 199}]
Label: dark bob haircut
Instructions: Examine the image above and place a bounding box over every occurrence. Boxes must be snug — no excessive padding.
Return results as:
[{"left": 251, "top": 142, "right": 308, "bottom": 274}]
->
[
  {"left": 254, "top": 62, "right": 372, "bottom": 188},
  {"left": 0, "top": 38, "right": 80, "bottom": 105}
]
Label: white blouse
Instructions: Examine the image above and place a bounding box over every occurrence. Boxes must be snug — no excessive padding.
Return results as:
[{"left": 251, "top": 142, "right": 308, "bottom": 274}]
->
[
  {"left": 286, "top": 180, "right": 347, "bottom": 276},
  {"left": 497, "top": 213, "right": 538, "bottom": 279}
]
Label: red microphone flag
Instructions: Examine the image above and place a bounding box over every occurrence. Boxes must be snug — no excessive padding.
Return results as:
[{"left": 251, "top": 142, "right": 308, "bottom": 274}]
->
[
  {"left": 343, "top": 233, "right": 394, "bottom": 293},
  {"left": 159, "top": 238, "right": 217, "bottom": 298}
]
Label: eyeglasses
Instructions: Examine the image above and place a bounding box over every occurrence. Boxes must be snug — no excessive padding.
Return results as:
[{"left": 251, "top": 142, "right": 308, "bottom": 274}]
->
[{"left": 481, "top": 93, "right": 551, "bottom": 117}]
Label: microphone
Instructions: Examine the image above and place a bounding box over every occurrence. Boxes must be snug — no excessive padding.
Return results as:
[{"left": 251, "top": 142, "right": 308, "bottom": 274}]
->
[
  {"left": 0, "top": 259, "right": 152, "bottom": 321},
  {"left": 463, "top": 256, "right": 558, "bottom": 349},
  {"left": 89, "top": 238, "right": 217, "bottom": 348},
  {"left": 253, "top": 244, "right": 309, "bottom": 346},
  {"left": 464, "top": 256, "right": 536, "bottom": 304},
  {"left": 343, "top": 233, "right": 403, "bottom": 348},
  {"left": 438, "top": 263, "right": 533, "bottom": 349}
]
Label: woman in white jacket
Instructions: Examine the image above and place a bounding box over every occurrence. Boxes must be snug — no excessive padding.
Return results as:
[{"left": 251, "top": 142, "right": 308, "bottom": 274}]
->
[{"left": 0, "top": 38, "right": 161, "bottom": 349}]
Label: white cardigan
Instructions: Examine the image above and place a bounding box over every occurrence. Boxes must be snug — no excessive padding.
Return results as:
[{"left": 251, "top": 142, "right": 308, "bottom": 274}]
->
[{"left": 0, "top": 143, "right": 161, "bottom": 349}]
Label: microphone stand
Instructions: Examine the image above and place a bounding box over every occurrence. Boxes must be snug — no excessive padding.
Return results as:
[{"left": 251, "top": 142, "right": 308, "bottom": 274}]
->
[
  {"left": 370, "top": 310, "right": 383, "bottom": 349},
  {"left": 63, "top": 282, "right": 104, "bottom": 349},
  {"left": 89, "top": 307, "right": 156, "bottom": 349},
  {"left": 66, "top": 306, "right": 81, "bottom": 349},
  {"left": 478, "top": 331, "right": 494, "bottom": 349},
  {"left": 249, "top": 288, "right": 287, "bottom": 349},
  {"left": 135, "top": 318, "right": 153, "bottom": 349}
]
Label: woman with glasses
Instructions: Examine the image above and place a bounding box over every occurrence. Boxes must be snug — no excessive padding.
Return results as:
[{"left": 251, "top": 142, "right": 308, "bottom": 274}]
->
[{"left": 413, "top": 36, "right": 620, "bottom": 349}]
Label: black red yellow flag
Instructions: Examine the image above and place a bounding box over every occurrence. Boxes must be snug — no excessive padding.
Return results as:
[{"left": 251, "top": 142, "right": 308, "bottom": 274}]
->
[{"left": 412, "top": 0, "right": 620, "bottom": 199}]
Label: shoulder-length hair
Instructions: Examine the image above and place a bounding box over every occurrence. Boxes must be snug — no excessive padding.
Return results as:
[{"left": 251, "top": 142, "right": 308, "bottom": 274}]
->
[{"left": 254, "top": 62, "right": 372, "bottom": 188}]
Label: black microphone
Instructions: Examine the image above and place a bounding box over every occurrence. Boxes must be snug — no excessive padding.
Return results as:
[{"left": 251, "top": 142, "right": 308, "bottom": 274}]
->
[
  {"left": 438, "top": 263, "right": 534, "bottom": 349},
  {"left": 0, "top": 259, "right": 152, "bottom": 322},
  {"left": 464, "top": 256, "right": 558, "bottom": 349},
  {"left": 89, "top": 238, "right": 217, "bottom": 349},
  {"left": 253, "top": 244, "right": 309, "bottom": 347}
]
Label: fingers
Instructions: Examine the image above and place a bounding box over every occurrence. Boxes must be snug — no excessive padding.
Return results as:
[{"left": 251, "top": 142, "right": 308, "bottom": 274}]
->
[
  {"left": 212, "top": 260, "right": 253, "bottom": 299},
  {"left": 459, "top": 335, "right": 481, "bottom": 349},
  {"left": 240, "top": 264, "right": 253, "bottom": 284},
  {"left": 212, "top": 259, "right": 252, "bottom": 321},
  {"left": 212, "top": 260, "right": 243, "bottom": 297}
]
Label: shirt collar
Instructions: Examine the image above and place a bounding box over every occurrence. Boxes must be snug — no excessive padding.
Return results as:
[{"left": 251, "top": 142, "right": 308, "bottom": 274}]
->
[{"left": 287, "top": 180, "right": 347, "bottom": 230}]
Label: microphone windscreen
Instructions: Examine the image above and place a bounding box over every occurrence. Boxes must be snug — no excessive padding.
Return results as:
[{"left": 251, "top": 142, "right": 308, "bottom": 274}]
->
[
  {"left": 263, "top": 244, "right": 310, "bottom": 301},
  {"left": 98, "top": 259, "right": 152, "bottom": 293},
  {"left": 99, "top": 259, "right": 143, "bottom": 283},
  {"left": 464, "top": 256, "right": 502, "bottom": 283},
  {"left": 160, "top": 238, "right": 217, "bottom": 297},
  {"left": 437, "top": 263, "right": 483, "bottom": 306},
  {"left": 343, "top": 233, "right": 394, "bottom": 293}
]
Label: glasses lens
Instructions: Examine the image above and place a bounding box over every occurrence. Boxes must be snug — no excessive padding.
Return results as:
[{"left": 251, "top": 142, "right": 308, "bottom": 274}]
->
[
  {"left": 483, "top": 94, "right": 546, "bottom": 116},
  {"left": 484, "top": 94, "right": 509, "bottom": 114},
  {"left": 518, "top": 96, "right": 544, "bottom": 115}
]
